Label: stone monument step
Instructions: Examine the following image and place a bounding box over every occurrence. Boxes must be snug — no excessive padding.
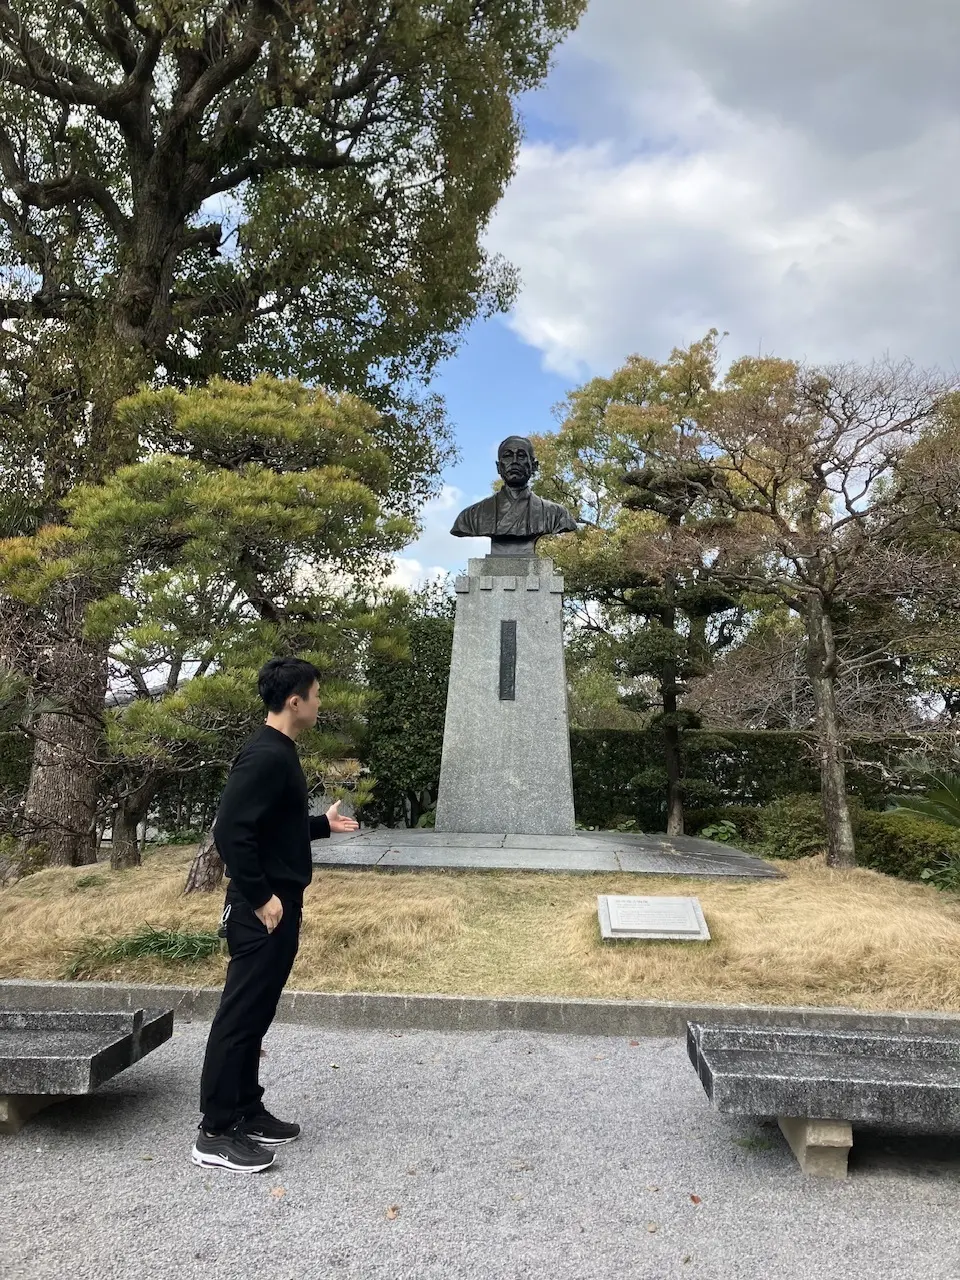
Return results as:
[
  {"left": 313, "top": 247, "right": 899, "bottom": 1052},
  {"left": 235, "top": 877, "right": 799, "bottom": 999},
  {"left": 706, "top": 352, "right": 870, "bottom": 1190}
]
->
[{"left": 312, "top": 830, "right": 783, "bottom": 879}]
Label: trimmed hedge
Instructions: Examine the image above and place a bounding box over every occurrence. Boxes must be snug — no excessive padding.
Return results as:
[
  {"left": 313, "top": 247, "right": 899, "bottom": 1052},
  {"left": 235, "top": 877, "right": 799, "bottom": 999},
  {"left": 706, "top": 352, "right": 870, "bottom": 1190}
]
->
[
  {"left": 700, "top": 794, "right": 960, "bottom": 883},
  {"left": 569, "top": 728, "right": 911, "bottom": 831},
  {"left": 853, "top": 810, "right": 960, "bottom": 882}
]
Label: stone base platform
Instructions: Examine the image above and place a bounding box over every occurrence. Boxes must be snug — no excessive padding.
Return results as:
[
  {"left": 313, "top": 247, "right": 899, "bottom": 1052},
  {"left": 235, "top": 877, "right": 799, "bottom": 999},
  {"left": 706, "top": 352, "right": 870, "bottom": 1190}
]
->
[{"left": 312, "top": 829, "right": 783, "bottom": 879}]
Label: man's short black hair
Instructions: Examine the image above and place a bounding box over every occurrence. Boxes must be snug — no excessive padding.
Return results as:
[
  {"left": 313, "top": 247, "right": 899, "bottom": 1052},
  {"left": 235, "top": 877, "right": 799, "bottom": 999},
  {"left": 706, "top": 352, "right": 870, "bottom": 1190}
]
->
[{"left": 257, "top": 657, "right": 321, "bottom": 713}]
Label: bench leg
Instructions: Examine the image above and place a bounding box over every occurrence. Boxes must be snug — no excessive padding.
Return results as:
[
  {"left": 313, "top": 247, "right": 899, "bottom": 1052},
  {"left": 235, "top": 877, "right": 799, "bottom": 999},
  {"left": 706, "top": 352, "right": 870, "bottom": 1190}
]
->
[
  {"left": 777, "top": 1116, "right": 853, "bottom": 1178},
  {"left": 0, "top": 1094, "right": 70, "bottom": 1135}
]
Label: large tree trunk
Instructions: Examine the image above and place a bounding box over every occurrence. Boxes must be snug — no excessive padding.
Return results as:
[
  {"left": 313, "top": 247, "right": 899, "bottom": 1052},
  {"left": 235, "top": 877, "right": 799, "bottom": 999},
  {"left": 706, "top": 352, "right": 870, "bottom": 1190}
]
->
[
  {"left": 806, "top": 596, "right": 856, "bottom": 868},
  {"left": 184, "top": 827, "right": 224, "bottom": 894},
  {"left": 661, "top": 670, "right": 684, "bottom": 836},
  {"left": 19, "top": 696, "right": 106, "bottom": 867},
  {"left": 661, "top": 576, "right": 684, "bottom": 837},
  {"left": 17, "top": 590, "right": 109, "bottom": 869},
  {"left": 109, "top": 776, "right": 160, "bottom": 870}
]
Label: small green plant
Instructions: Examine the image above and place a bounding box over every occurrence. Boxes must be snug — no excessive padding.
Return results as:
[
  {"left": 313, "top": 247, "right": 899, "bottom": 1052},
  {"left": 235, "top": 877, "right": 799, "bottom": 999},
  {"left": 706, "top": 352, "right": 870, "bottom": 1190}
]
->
[
  {"left": 919, "top": 853, "right": 960, "bottom": 893},
  {"left": 699, "top": 819, "right": 738, "bottom": 844},
  {"left": 888, "top": 773, "right": 960, "bottom": 829},
  {"left": 731, "top": 1134, "right": 776, "bottom": 1152},
  {"left": 64, "top": 925, "right": 222, "bottom": 978},
  {"left": 72, "top": 873, "right": 107, "bottom": 891},
  {"left": 416, "top": 808, "right": 436, "bottom": 828},
  {"left": 159, "top": 827, "right": 208, "bottom": 845}
]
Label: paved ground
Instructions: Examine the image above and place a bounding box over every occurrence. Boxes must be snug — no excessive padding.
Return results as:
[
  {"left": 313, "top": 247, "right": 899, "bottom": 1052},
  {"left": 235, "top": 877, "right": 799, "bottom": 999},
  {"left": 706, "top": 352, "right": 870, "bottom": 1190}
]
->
[
  {"left": 2, "top": 1021, "right": 958, "bottom": 1280},
  {"left": 313, "top": 829, "right": 782, "bottom": 879}
]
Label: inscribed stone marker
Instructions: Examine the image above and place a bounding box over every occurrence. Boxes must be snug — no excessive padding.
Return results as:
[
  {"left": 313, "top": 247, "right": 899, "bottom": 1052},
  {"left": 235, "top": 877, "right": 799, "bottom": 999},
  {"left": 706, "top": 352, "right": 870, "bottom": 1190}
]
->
[
  {"left": 597, "top": 895, "right": 710, "bottom": 941},
  {"left": 499, "top": 619, "right": 517, "bottom": 700}
]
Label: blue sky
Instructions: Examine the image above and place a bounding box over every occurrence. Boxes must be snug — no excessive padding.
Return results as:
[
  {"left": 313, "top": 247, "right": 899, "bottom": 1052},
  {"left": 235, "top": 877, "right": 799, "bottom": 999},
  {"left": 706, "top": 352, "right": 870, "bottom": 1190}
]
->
[
  {"left": 391, "top": 0, "right": 960, "bottom": 587},
  {"left": 390, "top": 46, "right": 602, "bottom": 585}
]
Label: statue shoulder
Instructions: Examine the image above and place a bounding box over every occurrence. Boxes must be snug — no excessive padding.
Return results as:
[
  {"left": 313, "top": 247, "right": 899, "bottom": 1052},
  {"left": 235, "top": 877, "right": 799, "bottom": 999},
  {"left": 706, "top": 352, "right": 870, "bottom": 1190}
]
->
[
  {"left": 532, "top": 492, "right": 577, "bottom": 531},
  {"left": 450, "top": 493, "right": 498, "bottom": 536}
]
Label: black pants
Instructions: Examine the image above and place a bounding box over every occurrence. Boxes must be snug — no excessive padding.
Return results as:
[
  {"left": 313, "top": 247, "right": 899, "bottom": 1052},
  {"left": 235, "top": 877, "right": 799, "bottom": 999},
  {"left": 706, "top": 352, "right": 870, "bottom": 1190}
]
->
[{"left": 199, "top": 882, "right": 302, "bottom": 1132}]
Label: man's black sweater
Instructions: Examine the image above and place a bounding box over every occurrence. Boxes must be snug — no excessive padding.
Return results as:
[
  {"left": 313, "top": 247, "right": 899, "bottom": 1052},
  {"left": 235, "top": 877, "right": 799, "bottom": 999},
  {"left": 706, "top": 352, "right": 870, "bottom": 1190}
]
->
[{"left": 213, "top": 725, "right": 331, "bottom": 909}]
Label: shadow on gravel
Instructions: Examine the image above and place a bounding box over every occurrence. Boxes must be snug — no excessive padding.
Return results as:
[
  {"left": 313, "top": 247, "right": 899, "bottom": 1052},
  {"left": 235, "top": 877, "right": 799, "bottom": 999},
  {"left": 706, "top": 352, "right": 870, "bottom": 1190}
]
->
[{"left": 849, "top": 1129, "right": 960, "bottom": 1179}]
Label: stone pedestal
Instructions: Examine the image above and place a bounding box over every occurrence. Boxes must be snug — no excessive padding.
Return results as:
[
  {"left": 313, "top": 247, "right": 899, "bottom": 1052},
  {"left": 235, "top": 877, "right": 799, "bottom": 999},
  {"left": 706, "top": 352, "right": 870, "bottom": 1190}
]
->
[
  {"left": 435, "top": 556, "right": 575, "bottom": 836},
  {"left": 777, "top": 1116, "right": 853, "bottom": 1179}
]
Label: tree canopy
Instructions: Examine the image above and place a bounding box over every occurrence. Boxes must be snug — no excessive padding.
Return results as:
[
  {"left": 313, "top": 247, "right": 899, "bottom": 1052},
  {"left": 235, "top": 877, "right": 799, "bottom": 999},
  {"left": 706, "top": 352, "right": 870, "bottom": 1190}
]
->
[{"left": 0, "top": 0, "right": 585, "bottom": 396}]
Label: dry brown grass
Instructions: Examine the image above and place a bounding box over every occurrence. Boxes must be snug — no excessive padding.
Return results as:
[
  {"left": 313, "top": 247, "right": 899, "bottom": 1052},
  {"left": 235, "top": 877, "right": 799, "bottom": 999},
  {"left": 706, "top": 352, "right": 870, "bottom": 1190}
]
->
[{"left": 3, "top": 846, "right": 960, "bottom": 1011}]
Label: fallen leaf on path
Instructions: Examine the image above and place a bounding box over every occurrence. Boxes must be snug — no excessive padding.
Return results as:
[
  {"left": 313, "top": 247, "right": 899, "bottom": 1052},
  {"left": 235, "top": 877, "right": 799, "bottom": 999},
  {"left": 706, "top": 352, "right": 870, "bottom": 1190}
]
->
[
  {"left": 386, "top": 1205, "right": 400, "bottom": 1221},
  {"left": 645, "top": 1185, "right": 659, "bottom": 1192},
  {"left": 629, "top": 1040, "right": 640, "bottom": 1047},
  {"left": 690, "top": 1194, "right": 702, "bottom": 1205},
  {"left": 647, "top": 1223, "right": 658, "bottom": 1233},
  {"left": 270, "top": 1187, "right": 286, "bottom": 1199}
]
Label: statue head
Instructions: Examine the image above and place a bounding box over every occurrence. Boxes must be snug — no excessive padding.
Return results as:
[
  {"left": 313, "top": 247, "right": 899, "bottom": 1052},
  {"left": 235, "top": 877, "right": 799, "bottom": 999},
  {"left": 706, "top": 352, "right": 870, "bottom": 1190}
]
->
[{"left": 496, "top": 436, "right": 537, "bottom": 490}]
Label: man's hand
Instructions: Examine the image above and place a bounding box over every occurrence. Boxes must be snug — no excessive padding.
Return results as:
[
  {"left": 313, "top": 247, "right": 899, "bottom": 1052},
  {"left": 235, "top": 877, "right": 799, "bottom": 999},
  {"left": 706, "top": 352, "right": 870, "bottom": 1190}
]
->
[
  {"left": 326, "top": 799, "right": 360, "bottom": 833},
  {"left": 255, "top": 894, "right": 283, "bottom": 933}
]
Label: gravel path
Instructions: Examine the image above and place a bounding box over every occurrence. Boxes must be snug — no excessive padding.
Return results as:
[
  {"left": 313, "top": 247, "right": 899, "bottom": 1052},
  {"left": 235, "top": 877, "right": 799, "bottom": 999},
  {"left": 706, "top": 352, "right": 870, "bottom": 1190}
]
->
[{"left": 2, "top": 1020, "right": 958, "bottom": 1280}]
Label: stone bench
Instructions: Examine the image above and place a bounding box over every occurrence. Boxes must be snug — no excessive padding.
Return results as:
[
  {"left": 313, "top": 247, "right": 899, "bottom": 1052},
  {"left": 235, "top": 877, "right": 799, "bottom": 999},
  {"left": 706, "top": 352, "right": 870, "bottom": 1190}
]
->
[
  {"left": 687, "top": 1021, "right": 960, "bottom": 1178},
  {"left": 0, "top": 1007, "right": 173, "bottom": 1133}
]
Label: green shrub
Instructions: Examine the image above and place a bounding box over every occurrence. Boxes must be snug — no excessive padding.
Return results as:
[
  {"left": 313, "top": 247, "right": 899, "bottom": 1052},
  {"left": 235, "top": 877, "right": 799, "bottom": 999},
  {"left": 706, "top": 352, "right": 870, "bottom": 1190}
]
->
[
  {"left": 64, "top": 926, "right": 222, "bottom": 978},
  {"left": 751, "top": 793, "right": 826, "bottom": 860},
  {"left": 696, "top": 799, "right": 826, "bottom": 855},
  {"left": 853, "top": 810, "right": 960, "bottom": 882},
  {"left": 692, "top": 803, "right": 796, "bottom": 850},
  {"left": 158, "top": 826, "right": 207, "bottom": 845},
  {"left": 567, "top": 729, "right": 911, "bottom": 832},
  {"left": 701, "top": 798, "right": 960, "bottom": 882}
]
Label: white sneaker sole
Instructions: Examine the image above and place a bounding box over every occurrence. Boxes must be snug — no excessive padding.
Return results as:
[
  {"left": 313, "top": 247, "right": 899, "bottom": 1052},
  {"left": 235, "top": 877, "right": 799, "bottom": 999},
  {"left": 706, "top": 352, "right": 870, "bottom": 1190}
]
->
[
  {"left": 191, "top": 1145, "right": 275, "bottom": 1173},
  {"left": 244, "top": 1131, "right": 300, "bottom": 1146}
]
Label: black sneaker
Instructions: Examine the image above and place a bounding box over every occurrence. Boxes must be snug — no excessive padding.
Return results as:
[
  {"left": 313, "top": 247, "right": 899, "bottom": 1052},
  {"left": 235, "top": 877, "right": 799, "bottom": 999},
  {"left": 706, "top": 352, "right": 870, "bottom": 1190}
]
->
[
  {"left": 240, "top": 1109, "right": 301, "bottom": 1146},
  {"left": 191, "top": 1125, "right": 276, "bottom": 1173}
]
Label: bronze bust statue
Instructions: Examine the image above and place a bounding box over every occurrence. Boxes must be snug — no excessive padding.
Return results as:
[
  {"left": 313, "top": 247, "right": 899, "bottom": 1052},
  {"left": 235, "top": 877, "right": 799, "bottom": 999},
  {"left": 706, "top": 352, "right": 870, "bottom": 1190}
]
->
[{"left": 450, "top": 435, "right": 577, "bottom": 555}]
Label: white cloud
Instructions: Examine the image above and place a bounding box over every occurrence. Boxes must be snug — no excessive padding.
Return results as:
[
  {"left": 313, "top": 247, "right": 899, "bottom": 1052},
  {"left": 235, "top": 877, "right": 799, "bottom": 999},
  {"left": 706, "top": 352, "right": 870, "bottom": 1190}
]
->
[
  {"left": 489, "top": 0, "right": 960, "bottom": 377},
  {"left": 389, "top": 483, "right": 489, "bottom": 585},
  {"left": 386, "top": 557, "right": 449, "bottom": 591}
]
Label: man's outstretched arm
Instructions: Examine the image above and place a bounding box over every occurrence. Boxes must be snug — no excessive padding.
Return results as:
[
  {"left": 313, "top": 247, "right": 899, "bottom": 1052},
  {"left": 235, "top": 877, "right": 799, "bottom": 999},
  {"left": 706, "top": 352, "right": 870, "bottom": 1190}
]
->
[{"left": 309, "top": 799, "right": 359, "bottom": 839}]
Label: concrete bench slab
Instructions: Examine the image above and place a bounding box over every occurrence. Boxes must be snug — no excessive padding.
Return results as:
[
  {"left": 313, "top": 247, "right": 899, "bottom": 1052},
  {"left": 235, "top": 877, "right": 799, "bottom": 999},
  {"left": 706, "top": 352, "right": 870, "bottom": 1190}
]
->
[
  {"left": 0, "top": 1007, "right": 173, "bottom": 1133},
  {"left": 687, "top": 1021, "right": 960, "bottom": 1178}
]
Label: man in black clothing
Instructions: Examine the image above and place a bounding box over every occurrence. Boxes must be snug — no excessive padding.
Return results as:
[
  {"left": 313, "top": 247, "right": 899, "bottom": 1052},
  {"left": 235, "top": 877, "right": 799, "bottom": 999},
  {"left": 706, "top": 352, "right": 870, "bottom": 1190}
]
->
[{"left": 192, "top": 657, "right": 359, "bottom": 1174}]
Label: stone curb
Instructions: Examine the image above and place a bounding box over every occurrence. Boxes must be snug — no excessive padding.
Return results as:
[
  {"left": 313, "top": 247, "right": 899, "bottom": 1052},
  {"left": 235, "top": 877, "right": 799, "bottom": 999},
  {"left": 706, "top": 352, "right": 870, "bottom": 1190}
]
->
[{"left": 3, "top": 978, "right": 960, "bottom": 1040}]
